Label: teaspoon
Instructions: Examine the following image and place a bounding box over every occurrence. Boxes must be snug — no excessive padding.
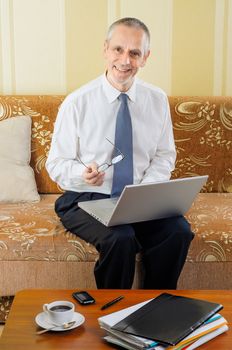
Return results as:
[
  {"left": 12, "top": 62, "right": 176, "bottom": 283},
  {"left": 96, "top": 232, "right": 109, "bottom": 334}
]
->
[{"left": 36, "top": 320, "right": 76, "bottom": 334}]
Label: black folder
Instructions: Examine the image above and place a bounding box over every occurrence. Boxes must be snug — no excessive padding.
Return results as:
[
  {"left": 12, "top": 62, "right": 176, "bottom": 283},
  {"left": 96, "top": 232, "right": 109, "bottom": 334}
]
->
[{"left": 112, "top": 293, "right": 223, "bottom": 346}]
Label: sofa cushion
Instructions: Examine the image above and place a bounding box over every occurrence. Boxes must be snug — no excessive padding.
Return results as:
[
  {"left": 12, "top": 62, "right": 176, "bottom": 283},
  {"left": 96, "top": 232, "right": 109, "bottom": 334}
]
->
[
  {"left": 185, "top": 193, "right": 232, "bottom": 262},
  {"left": 0, "top": 193, "right": 232, "bottom": 264},
  {"left": 170, "top": 97, "right": 232, "bottom": 192},
  {"left": 0, "top": 96, "right": 64, "bottom": 194},
  {"left": 0, "top": 96, "right": 232, "bottom": 194},
  {"left": 0, "top": 194, "right": 98, "bottom": 262},
  {"left": 0, "top": 116, "right": 40, "bottom": 203}
]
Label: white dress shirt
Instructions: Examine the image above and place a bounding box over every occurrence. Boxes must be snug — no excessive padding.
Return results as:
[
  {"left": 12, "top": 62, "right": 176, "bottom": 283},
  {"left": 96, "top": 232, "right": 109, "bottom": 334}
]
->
[{"left": 46, "top": 74, "right": 176, "bottom": 194}]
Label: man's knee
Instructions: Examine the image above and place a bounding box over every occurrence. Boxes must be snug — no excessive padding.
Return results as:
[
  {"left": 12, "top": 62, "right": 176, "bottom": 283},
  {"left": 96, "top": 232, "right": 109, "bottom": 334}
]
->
[
  {"left": 100, "top": 225, "right": 140, "bottom": 253},
  {"left": 104, "top": 225, "right": 135, "bottom": 244},
  {"left": 172, "top": 216, "right": 194, "bottom": 243}
]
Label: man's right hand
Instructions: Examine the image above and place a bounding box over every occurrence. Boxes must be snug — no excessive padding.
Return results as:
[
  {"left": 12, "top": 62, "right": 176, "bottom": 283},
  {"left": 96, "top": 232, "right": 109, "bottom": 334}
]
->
[{"left": 82, "top": 162, "right": 105, "bottom": 186}]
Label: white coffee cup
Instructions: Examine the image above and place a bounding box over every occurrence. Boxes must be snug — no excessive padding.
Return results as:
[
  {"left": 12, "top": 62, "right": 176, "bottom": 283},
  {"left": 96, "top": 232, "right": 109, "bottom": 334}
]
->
[{"left": 43, "top": 300, "right": 75, "bottom": 325}]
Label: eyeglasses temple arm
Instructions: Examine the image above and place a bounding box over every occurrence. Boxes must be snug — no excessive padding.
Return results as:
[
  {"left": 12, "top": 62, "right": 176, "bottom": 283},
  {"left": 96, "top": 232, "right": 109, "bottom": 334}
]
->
[
  {"left": 77, "top": 156, "right": 89, "bottom": 169},
  {"left": 105, "top": 137, "right": 124, "bottom": 156}
]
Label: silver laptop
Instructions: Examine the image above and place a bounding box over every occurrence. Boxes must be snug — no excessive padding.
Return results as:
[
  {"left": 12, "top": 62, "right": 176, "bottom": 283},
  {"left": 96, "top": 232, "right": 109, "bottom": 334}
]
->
[{"left": 78, "top": 175, "right": 208, "bottom": 227}]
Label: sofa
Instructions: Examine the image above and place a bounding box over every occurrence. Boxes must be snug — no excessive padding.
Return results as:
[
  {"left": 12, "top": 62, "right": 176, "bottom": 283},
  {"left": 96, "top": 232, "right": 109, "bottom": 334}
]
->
[{"left": 0, "top": 95, "right": 232, "bottom": 298}]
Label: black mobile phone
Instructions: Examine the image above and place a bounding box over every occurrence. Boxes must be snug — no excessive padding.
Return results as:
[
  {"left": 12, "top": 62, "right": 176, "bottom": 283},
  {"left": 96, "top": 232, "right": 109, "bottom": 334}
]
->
[{"left": 72, "top": 291, "right": 95, "bottom": 305}]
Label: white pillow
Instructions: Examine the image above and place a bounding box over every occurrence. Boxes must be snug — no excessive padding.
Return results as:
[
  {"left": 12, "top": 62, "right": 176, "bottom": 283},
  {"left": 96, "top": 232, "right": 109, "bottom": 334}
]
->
[{"left": 0, "top": 116, "right": 40, "bottom": 202}]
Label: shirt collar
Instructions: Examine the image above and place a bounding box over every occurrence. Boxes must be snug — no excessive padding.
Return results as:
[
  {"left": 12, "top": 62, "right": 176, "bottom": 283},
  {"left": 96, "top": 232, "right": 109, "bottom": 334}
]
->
[{"left": 102, "top": 73, "right": 136, "bottom": 103}]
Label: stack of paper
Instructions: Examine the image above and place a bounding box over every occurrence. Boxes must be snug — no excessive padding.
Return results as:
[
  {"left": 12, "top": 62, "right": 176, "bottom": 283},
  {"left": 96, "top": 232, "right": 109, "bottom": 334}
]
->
[{"left": 98, "top": 294, "right": 228, "bottom": 350}]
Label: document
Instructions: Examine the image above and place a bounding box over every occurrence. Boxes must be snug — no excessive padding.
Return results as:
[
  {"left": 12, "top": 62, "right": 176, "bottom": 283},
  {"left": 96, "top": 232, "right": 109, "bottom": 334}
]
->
[
  {"left": 98, "top": 293, "right": 227, "bottom": 349},
  {"left": 111, "top": 293, "right": 223, "bottom": 345},
  {"left": 182, "top": 324, "right": 229, "bottom": 350},
  {"left": 104, "top": 324, "right": 229, "bottom": 350}
]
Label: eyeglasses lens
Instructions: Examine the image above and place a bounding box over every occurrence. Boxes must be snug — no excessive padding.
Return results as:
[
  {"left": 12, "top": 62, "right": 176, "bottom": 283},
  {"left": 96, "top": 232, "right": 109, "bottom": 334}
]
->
[
  {"left": 112, "top": 155, "right": 123, "bottom": 164},
  {"left": 98, "top": 164, "right": 109, "bottom": 172}
]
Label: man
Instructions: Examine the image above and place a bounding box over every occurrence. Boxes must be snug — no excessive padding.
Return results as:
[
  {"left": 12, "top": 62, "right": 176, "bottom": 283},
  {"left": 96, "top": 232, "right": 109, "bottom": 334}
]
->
[{"left": 46, "top": 17, "right": 193, "bottom": 289}]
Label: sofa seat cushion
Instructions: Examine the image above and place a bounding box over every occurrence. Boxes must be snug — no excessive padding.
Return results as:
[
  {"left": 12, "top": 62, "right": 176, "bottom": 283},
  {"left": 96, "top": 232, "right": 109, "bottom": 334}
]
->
[
  {"left": 1, "top": 193, "right": 232, "bottom": 264},
  {"left": 185, "top": 193, "right": 232, "bottom": 262},
  {"left": 0, "top": 194, "right": 98, "bottom": 262}
]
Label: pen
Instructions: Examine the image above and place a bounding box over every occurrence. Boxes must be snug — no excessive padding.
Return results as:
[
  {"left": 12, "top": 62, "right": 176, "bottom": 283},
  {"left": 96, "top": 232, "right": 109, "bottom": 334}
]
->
[{"left": 101, "top": 295, "right": 124, "bottom": 310}]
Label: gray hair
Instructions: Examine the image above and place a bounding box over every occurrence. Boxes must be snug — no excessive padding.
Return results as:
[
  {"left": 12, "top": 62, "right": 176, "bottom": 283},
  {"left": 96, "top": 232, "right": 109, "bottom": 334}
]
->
[{"left": 106, "top": 17, "right": 150, "bottom": 54}]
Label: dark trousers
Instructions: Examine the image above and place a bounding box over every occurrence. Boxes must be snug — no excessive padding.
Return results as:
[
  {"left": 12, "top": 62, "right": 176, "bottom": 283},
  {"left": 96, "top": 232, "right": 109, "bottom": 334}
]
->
[{"left": 55, "top": 191, "right": 194, "bottom": 289}]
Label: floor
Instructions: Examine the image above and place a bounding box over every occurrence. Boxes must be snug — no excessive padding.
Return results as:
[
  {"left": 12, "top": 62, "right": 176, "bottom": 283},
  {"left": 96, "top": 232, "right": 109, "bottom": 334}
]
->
[{"left": 0, "top": 325, "right": 4, "bottom": 336}]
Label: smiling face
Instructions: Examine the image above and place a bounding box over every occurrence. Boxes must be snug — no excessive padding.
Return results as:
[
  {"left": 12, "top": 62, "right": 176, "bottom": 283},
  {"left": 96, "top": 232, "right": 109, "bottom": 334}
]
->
[{"left": 104, "top": 24, "right": 150, "bottom": 92}]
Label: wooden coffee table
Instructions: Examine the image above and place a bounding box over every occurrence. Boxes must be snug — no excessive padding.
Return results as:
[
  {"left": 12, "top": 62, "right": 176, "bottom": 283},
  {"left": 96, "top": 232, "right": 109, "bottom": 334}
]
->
[{"left": 0, "top": 289, "right": 231, "bottom": 349}]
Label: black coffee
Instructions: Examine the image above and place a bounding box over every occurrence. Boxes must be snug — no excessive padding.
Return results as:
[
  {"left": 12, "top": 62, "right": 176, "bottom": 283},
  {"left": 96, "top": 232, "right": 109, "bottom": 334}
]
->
[{"left": 50, "top": 305, "right": 72, "bottom": 312}]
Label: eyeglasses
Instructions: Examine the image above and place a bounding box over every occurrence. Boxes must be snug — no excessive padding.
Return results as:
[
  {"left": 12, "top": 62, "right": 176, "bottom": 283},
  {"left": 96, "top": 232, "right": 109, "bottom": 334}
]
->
[{"left": 78, "top": 138, "right": 124, "bottom": 172}]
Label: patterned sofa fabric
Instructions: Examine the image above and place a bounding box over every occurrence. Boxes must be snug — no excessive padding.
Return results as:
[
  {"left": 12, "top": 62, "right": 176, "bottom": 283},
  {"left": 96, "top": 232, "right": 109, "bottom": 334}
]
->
[
  {"left": 0, "top": 96, "right": 64, "bottom": 194},
  {"left": 170, "top": 96, "right": 232, "bottom": 192},
  {"left": 0, "top": 195, "right": 98, "bottom": 262},
  {"left": 0, "top": 296, "right": 13, "bottom": 323},
  {"left": 0, "top": 193, "right": 232, "bottom": 264},
  {"left": 186, "top": 193, "right": 232, "bottom": 262},
  {"left": 0, "top": 95, "right": 232, "bottom": 293},
  {"left": 0, "top": 95, "right": 232, "bottom": 194}
]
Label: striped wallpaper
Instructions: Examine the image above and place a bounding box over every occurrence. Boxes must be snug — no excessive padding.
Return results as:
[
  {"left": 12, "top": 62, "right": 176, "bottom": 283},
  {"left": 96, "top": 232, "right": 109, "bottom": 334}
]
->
[{"left": 0, "top": 0, "right": 232, "bottom": 96}]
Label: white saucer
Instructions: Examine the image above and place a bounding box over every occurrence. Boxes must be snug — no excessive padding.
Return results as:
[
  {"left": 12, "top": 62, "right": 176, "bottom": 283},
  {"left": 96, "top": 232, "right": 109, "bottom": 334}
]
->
[{"left": 35, "top": 311, "right": 85, "bottom": 331}]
